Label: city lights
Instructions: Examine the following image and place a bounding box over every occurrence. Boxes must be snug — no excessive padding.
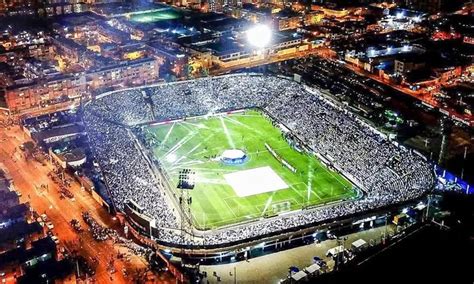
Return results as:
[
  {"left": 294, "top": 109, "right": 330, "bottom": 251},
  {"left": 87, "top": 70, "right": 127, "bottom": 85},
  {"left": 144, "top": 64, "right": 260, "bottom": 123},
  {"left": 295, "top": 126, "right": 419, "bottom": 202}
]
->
[{"left": 0, "top": 0, "right": 471, "bottom": 282}]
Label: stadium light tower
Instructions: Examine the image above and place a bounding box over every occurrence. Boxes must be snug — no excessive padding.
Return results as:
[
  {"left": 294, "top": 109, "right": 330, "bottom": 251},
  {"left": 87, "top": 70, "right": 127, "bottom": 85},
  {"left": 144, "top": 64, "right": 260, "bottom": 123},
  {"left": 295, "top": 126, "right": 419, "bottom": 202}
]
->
[
  {"left": 177, "top": 168, "right": 195, "bottom": 260},
  {"left": 246, "top": 24, "right": 272, "bottom": 49},
  {"left": 177, "top": 168, "right": 195, "bottom": 190}
]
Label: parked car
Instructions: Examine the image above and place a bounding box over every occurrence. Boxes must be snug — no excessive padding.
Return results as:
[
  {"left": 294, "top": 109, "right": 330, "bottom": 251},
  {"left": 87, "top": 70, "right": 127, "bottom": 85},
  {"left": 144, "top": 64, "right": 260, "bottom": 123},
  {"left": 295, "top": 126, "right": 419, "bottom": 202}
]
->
[
  {"left": 51, "top": 236, "right": 59, "bottom": 244},
  {"left": 46, "top": 222, "right": 54, "bottom": 230},
  {"left": 36, "top": 217, "right": 44, "bottom": 227},
  {"left": 40, "top": 214, "right": 48, "bottom": 222}
]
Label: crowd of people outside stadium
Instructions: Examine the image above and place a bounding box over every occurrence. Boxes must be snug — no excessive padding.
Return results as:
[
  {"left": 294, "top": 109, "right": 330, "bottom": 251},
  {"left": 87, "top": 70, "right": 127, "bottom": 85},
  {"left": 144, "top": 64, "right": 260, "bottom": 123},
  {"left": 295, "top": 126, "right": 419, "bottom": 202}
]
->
[
  {"left": 82, "top": 211, "right": 118, "bottom": 241},
  {"left": 83, "top": 74, "right": 434, "bottom": 246}
]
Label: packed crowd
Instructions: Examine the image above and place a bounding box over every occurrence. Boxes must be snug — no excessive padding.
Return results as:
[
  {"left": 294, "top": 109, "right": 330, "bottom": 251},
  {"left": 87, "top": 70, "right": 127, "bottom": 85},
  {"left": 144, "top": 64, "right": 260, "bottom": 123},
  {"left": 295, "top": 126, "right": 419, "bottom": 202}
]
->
[
  {"left": 82, "top": 211, "right": 118, "bottom": 241},
  {"left": 83, "top": 74, "right": 434, "bottom": 246}
]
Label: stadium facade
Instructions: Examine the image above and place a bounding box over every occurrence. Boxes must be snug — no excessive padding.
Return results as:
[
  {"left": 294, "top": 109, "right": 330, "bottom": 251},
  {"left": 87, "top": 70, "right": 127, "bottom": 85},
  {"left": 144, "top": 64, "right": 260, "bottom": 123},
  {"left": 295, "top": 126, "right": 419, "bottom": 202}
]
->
[{"left": 83, "top": 74, "right": 435, "bottom": 259}]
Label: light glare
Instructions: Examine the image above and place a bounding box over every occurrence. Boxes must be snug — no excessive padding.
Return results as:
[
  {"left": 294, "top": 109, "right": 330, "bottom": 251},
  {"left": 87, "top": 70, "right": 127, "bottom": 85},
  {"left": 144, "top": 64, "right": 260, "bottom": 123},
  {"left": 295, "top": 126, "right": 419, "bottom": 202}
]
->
[
  {"left": 166, "top": 153, "right": 177, "bottom": 163},
  {"left": 246, "top": 24, "right": 272, "bottom": 49}
]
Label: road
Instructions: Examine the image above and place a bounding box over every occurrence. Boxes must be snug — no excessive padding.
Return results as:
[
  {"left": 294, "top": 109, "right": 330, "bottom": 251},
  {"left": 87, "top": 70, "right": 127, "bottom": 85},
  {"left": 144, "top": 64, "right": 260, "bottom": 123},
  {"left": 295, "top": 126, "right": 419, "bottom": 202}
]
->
[{"left": 0, "top": 125, "right": 174, "bottom": 283}]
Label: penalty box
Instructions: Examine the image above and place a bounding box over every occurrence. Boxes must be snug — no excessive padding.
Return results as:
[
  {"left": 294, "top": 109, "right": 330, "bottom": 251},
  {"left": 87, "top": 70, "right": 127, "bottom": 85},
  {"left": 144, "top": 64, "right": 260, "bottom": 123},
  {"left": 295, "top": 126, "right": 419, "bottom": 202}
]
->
[{"left": 224, "top": 166, "right": 288, "bottom": 197}]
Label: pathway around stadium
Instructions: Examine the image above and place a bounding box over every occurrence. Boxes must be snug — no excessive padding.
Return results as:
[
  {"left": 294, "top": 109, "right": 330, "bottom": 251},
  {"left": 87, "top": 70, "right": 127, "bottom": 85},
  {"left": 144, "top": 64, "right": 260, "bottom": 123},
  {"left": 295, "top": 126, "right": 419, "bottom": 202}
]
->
[{"left": 200, "top": 225, "right": 394, "bottom": 284}]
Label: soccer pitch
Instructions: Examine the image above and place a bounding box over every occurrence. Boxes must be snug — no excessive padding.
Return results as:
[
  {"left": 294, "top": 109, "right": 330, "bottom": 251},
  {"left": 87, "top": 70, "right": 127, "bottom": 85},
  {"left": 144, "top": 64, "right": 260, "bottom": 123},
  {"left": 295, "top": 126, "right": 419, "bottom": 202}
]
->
[
  {"left": 127, "top": 8, "right": 181, "bottom": 23},
  {"left": 146, "top": 109, "right": 356, "bottom": 229}
]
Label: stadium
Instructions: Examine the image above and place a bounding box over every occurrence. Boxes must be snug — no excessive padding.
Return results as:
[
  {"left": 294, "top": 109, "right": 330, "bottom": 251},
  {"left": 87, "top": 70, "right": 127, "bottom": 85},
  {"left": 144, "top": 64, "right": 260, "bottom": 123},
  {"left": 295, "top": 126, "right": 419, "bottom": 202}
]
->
[
  {"left": 125, "top": 7, "right": 182, "bottom": 23},
  {"left": 83, "top": 74, "right": 435, "bottom": 258}
]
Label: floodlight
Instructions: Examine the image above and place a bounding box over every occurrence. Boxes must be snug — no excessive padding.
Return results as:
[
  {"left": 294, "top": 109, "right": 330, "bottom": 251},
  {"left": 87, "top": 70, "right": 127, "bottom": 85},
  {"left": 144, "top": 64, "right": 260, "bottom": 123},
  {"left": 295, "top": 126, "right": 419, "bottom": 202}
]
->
[
  {"left": 177, "top": 168, "right": 195, "bottom": 190},
  {"left": 246, "top": 24, "right": 272, "bottom": 49}
]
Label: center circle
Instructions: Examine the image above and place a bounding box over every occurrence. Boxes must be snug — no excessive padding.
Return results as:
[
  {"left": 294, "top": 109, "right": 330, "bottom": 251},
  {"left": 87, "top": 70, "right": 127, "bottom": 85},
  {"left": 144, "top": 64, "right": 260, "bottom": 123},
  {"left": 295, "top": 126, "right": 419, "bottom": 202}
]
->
[{"left": 221, "top": 149, "right": 248, "bottom": 165}]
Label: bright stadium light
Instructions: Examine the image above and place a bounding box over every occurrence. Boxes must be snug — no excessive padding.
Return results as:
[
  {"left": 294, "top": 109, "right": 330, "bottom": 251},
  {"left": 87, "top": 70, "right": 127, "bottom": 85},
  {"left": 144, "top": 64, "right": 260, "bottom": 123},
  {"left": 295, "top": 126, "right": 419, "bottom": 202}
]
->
[{"left": 246, "top": 24, "right": 272, "bottom": 49}]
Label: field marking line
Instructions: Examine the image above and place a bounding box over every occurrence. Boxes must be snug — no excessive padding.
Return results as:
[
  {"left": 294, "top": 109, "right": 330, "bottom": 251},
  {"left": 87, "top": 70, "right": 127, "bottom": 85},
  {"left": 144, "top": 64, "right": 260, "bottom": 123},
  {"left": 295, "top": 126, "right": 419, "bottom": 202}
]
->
[
  {"left": 302, "top": 181, "right": 323, "bottom": 201},
  {"left": 222, "top": 197, "right": 239, "bottom": 218},
  {"left": 255, "top": 197, "right": 298, "bottom": 211},
  {"left": 307, "top": 163, "right": 313, "bottom": 202},
  {"left": 167, "top": 160, "right": 206, "bottom": 172},
  {"left": 288, "top": 197, "right": 301, "bottom": 208},
  {"left": 161, "top": 128, "right": 197, "bottom": 160},
  {"left": 260, "top": 192, "right": 276, "bottom": 217},
  {"left": 231, "top": 114, "right": 262, "bottom": 117},
  {"left": 190, "top": 210, "right": 204, "bottom": 229},
  {"left": 287, "top": 182, "right": 307, "bottom": 200},
  {"left": 170, "top": 154, "right": 189, "bottom": 167},
  {"left": 224, "top": 116, "right": 265, "bottom": 137},
  {"left": 174, "top": 166, "right": 234, "bottom": 173},
  {"left": 170, "top": 140, "right": 204, "bottom": 167},
  {"left": 174, "top": 130, "right": 219, "bottom": 164},
  {"left": 315, "top": 158, "right": 349, "bottom": 189},
  {"left": 223, "top": 195, "right": 261, "bottom": 219},
  {"left": 161, "top": 122, "right": 175, "bottom": 146},
  {"left": 178, "top": 120, "right": 198, "bottom": 132},
  {"left": 272, "top": 197, "right": 301, "bottom": 211}
]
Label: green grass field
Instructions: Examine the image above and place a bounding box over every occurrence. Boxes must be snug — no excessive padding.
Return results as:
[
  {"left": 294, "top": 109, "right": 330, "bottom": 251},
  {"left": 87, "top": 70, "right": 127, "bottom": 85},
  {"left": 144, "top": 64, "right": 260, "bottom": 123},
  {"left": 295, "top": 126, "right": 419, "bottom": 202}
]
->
[
  {"left": 146, "top": 109, "right": 356, "bottom": 229},
  {"left": 127, "top": 8, "right": 181, "bottom": 23}
]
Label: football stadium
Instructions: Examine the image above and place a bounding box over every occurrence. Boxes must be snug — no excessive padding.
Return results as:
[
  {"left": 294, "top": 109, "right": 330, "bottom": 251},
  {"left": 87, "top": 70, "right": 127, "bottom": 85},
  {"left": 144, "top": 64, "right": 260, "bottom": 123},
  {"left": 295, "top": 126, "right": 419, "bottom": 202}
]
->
[{"left": 83, "top": 74, "right": 435, "bottom": 254}]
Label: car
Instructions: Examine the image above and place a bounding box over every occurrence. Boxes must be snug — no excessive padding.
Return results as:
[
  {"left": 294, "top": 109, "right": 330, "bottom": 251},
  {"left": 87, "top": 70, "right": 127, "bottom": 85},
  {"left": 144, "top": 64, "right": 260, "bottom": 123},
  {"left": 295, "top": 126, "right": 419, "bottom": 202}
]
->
[
  {"left": 35, "top": 217, "right": 45, "bottom": 227},
  {"left": 51, "top": 236, "right": 59, "bottom": 244},
  {"left": 40, "top": 214, "right": 48, "bottom": 222},
  {"left": 46, "top": 222, "right": 54, "bottom": 230}
]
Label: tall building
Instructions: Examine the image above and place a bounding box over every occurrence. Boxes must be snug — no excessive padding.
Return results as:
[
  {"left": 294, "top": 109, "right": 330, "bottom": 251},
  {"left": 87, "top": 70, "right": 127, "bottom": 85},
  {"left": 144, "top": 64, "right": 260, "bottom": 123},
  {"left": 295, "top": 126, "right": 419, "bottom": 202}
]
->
[
  {"left": 187, "top": 0, "right": 202, "bottom": 9},
  {"left": 209, "top": 0, "right": 224, "bottom": 12}
]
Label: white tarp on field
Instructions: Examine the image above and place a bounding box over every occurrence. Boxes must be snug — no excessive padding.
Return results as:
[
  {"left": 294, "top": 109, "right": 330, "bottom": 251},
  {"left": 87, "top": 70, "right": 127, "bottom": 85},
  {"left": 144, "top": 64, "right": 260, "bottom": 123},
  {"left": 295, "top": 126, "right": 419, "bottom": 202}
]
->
[{"left": 224, "top": 166, "right": 288, "bottom": 197}]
